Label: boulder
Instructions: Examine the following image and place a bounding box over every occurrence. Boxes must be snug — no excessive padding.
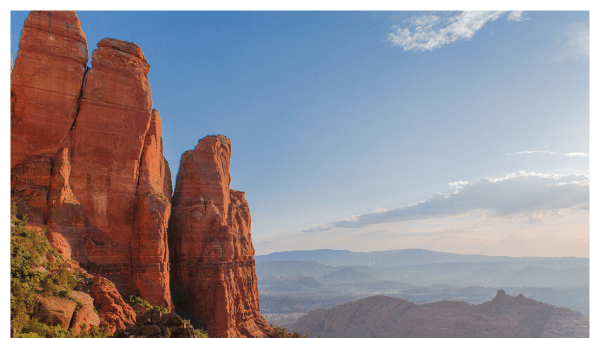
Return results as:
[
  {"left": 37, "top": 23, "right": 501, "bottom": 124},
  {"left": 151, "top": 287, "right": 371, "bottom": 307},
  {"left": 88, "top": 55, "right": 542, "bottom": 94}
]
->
[
  {"left": 69, "top": 291, "right": 100, "bottom": 335},
  {"left": 89, "top": 276, "right": 136, "bottom": 334},
  {"left": 32, "top": 296, "right": 77, "bottom": 329}
]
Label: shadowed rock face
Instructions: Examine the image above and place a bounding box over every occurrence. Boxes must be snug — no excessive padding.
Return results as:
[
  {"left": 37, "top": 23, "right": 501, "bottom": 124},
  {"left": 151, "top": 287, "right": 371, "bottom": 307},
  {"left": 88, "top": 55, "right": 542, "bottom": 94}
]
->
[
  {"left": 11, "top": 11, "right": 172, "bottom": 312},
  {"left": 169, "top": 135, "right": 269, "bottom": 338}
]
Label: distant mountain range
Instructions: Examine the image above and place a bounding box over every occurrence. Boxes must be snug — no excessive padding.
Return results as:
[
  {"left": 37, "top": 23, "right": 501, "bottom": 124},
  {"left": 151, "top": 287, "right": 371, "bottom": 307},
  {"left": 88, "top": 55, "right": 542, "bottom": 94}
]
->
[
  {"left": 255, "top": 248, "right": 589, "bottom": 269},
  {"left": 285, "top": 290, "right": 589, "bottom": 338},
  {"left": 256, "top": 249, "right": 589, "bottom": 325},
  {"left": 256, "top": 250, "right": 589, "bottom": 288}
]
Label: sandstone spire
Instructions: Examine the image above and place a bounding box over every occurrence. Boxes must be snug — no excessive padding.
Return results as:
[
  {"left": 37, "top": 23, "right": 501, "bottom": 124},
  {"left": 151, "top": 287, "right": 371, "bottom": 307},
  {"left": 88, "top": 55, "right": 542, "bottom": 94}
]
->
[
  {"left": 11, "top": 11, "right": 88, "bottom": 168},
  {"left": 11, "top": 12, "right": 172, "bottom": 312},
  {"left": 169, "top": 135, "right": 270, "bottom": 338}
]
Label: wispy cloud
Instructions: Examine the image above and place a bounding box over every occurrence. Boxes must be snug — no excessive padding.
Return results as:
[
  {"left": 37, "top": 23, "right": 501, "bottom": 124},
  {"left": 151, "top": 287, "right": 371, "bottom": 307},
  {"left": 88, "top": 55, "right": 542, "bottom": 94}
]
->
[
  {"left": 507, "top": 11, "right": 528, "bottom": 22},
  {"left": 387, "top": 11, "right": 526, "bottom": 51},
  {"left": 562, "top": 152, "right": 589, "bottom": 157},
  {"left": 303, "top": 171, "right": 588, "bottom": 232},
  {"left": 507, "top": 150, "right": 589, "bottom": 157},
  {"left": 551, "top": 22, "right": 589, "bottom": 62}
]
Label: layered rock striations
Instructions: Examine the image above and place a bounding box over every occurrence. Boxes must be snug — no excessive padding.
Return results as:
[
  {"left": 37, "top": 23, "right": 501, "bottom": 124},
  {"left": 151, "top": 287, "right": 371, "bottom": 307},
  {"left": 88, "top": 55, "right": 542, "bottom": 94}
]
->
[
  {"left": 11, "top": 11, "right": 172, "bottom": 312},
  {"left": 169, "top": 135, "right": 269, "bottom": 338}
]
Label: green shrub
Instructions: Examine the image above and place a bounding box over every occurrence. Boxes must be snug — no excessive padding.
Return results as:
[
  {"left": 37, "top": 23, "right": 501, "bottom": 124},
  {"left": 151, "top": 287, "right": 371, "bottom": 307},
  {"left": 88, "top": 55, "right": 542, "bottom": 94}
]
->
[
  {"left": 10, "top": 202, "right": 109, "bottom": 338},
  {"left": 125, "top": 294, "right": 168, "bottom": 313}
]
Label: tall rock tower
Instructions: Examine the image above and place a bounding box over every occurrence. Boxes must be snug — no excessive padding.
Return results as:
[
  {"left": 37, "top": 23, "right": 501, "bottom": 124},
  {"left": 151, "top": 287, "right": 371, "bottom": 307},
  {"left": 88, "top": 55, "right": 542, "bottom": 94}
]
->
[
  {"left": 169, "top": 135, "right": 270, "bottom": 338},
  {"left": 11, "top": 11, "right": 172, "bottom": 311}
]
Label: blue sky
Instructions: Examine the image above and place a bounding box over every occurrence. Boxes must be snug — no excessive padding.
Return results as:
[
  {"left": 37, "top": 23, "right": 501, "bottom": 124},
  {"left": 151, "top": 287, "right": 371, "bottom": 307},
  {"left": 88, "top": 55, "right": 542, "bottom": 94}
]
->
[{"left": 9, "top": 10, "right": 590, "bottom": 257}]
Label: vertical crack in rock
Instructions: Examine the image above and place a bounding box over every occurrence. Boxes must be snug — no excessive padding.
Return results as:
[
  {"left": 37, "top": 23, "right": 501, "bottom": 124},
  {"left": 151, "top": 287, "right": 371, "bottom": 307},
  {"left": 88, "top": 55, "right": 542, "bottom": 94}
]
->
[
  {"left": 131, "top": 108, "right": 173, "bottom": 311},
  {"left": 66, "top": 37, "right": 158, "bottom": 300}
]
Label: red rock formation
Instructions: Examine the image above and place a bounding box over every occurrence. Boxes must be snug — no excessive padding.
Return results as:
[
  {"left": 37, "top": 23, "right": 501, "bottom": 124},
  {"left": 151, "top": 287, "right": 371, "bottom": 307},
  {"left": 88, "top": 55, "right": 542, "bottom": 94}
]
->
[
  {"left": 12, "top": 11, "right": 274, "bottom": 337},
  {"left": 32, "top": 295, "right": 78, "bottom": 329},
  {"left": 45, "top": 147, "right": 92, "bottom": 260},
  {"left": 10, "top": 154, "right": 53, "bottom": 227},
  {"left": 169, "top": 135, "right": 270, "bottom": 338},
  {"left": 67, "top": 38, "right": 153, "bottom": 279},
  {"left": 131, "top": 109, "right": 173, "bottom": 310},
  {"left": 11, "top": 11, "right": 88, "bottom": 169},
  {"left": 89, "top": 276, "right": 137, "bottom": 334},
  {"left": 11, "top": 11, "right": 172, "bottom": 311},
  {"left": 70, "top": 291, "right": 101, "bottom": 335}
]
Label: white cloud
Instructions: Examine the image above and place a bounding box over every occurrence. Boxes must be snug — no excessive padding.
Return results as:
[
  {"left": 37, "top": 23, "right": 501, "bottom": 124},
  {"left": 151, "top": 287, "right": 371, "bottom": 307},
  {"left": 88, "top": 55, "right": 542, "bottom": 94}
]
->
[
  {"left": 304, "top": 171, "right": 588, "bottom": 232},
  {"left": 448, "top": 181, "right": 469, "bottom": 187},
  {"left": 387, "top": 11, "right": 525, "bottom": 51},
  {"left": 507, "top": 11, "right": 528, "bottom": 22},
  {"left": 508, "top": 150, "right": 588, "bottom": 157},
  {"left": 562, "top": 152, "right": 589, "bottom": 157},
  {"left": 510, "top": 150, "right": 556, "bottom": 155}
]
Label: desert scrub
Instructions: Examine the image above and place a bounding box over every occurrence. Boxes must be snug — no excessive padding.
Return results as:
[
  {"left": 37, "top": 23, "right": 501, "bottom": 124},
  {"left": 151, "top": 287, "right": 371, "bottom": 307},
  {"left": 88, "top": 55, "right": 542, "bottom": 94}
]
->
[
  {"left": 10, "top": 202, "right": 108, "bottom": 338},
  {"left": 193, "top": 327, "right": 210, "bottom": 338},
  {"left": 125, "top": 294, "right": 168, "bottom": 313}
]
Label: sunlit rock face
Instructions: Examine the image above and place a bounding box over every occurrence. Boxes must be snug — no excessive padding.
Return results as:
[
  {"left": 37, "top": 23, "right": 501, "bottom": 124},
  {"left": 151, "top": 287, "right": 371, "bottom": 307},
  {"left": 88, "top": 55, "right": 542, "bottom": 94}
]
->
[
  {"left": 131, "top": 109, "right": 173, "bottom": 311},
  {"left": 12, "top": 11, "right": 273, "bottom": 334},
  {"left": 11, "top": 11, "right": 88, "bottom": 169},
  {"left": 169, "top": 135, "right": 270, "bottom": 338},
  {"left": 11, "top": 11, "right": 172, "bottom": 312}
]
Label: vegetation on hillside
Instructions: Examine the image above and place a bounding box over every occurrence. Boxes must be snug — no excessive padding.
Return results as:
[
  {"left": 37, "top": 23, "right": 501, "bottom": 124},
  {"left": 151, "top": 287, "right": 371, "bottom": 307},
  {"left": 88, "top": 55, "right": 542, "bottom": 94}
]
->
[
  {"left": 11, "top": 202, "right": 305, "bottom": 338},
  {"left": 10, "top": 203, "right": 111, "bottom": 338},
  {"left": 125, "top": 294, "right": 169, "bottom": 314}
]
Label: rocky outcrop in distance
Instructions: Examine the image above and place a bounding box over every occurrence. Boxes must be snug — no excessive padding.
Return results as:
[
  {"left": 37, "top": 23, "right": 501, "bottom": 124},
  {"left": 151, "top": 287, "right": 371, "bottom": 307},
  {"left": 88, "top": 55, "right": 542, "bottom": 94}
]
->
[
  {"left": 287, "top": 290, "right": 589, "bottom": 338},
  {"left": 169, "top": 135, "right": 270, "bottom": 338},
  {"left": 11, "top": 10, "right": 273, "bottom": 338}
]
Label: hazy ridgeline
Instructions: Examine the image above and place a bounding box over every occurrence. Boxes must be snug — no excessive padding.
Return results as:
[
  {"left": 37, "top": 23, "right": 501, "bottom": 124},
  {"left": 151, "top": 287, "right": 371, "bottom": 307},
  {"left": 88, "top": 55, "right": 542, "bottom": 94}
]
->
[{"left": 255, "top": 249, "right": 589, "bottom": 327}]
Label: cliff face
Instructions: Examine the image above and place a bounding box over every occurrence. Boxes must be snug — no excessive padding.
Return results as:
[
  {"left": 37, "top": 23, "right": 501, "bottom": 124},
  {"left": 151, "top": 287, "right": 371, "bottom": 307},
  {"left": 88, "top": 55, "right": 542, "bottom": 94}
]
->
[
  {"left": 12, "top": 11, "right": 271, "bottom": 338},
  {"left": 11, "top": 11, "right": 88, "bottom": 169},
  {"left": 169, "top": 135, "right": 269, "bottom": 338},
  {"left": 11, "top": 11, "right": 172, "bottom": 311}
]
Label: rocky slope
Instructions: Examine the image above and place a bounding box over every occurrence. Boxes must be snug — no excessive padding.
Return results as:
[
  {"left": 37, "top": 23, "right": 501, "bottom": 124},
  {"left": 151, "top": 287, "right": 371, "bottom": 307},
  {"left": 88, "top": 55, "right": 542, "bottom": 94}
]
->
[
  {"left": 169, "top": 135, "right": 270, "bottom": 338},
  {"left": 286, "top": 290, "right": 589, "bottom": 338}
]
